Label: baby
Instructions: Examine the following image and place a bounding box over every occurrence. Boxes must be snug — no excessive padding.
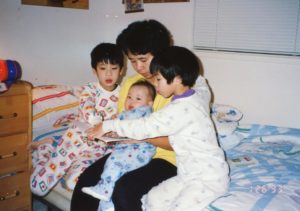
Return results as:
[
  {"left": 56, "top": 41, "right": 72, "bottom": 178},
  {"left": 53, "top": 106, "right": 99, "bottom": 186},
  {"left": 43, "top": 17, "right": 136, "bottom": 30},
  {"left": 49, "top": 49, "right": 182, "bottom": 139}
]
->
[{"left": 82, "top": 80, "right": 156, "bottom": 206}]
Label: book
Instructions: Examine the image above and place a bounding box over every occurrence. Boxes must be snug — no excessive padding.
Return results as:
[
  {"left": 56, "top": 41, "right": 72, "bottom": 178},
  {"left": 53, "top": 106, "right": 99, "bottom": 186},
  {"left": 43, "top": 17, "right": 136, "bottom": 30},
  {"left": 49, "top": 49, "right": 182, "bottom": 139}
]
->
[
  {"left": 96, "top": 136, "right": 131, "bottom": 143},
  {"left": 72, "top": 121, "right": 130, "bottom": 143}
]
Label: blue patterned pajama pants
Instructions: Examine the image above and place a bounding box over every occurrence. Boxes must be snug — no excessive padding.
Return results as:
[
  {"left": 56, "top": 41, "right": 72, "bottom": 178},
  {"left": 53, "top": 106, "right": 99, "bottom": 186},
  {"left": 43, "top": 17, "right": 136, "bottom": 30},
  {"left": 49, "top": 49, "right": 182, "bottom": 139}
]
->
[{"left": 97, "top": 142, "right": 156, "bottom": 211}]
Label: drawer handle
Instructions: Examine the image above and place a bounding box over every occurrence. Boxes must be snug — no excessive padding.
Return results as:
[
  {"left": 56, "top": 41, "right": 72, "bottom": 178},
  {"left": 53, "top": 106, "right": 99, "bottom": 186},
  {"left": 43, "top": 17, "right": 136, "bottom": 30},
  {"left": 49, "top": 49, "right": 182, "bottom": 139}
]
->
[
  {"left": 0, "top": 190, "right": 20, "bottom": 201},
  {"left": 0, "top": 112, "right": 18, "bottom": 120},
  {"left": 0, "top": 152, "right": 17, "bottom": 159}
]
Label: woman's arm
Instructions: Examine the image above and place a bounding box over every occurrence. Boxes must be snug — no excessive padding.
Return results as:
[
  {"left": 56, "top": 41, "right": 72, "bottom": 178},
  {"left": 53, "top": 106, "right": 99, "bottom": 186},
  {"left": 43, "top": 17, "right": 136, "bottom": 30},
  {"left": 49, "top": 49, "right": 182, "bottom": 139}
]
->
[
  {"left": 87, "top": 123, "right": 173, "bottom": 151},
  {"left": 145, "top": 136, "right": 173, "bottom": 151},
  {"left": 88, "top": 102, "right": 186, "bottom": 142}
]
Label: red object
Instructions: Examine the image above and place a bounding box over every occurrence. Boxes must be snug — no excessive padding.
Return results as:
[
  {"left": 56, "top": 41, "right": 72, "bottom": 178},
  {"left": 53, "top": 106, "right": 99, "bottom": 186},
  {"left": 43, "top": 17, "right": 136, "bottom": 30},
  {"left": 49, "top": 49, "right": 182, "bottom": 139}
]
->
[{"left": 0, "top": 59, "right": 8, "bottom": 81}]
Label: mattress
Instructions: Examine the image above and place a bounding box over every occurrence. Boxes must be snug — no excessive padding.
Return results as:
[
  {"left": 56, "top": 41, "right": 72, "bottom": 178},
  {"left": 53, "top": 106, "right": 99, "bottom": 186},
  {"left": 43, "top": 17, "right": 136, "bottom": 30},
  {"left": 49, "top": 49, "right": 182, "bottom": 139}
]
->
[
  {"left": 43, "top": 182, "right": 72, "bottom": 211},
  {"left": 31, "top": 85, "right": 300, "bottom": 210}
]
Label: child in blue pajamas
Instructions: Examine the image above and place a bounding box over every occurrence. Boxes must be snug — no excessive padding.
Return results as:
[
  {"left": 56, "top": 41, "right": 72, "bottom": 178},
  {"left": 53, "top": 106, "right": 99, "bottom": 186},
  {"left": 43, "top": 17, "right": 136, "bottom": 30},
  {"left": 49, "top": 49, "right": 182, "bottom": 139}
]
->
[{"left": 82, "top": 80, "right": 157, "bottom": 210}]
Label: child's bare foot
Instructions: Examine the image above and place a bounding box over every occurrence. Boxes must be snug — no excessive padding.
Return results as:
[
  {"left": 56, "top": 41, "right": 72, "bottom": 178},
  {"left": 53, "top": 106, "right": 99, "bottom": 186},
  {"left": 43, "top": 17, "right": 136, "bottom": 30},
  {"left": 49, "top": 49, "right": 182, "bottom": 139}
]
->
[{"left": 27, "top": 137, "right": 54, "bottom": 151}]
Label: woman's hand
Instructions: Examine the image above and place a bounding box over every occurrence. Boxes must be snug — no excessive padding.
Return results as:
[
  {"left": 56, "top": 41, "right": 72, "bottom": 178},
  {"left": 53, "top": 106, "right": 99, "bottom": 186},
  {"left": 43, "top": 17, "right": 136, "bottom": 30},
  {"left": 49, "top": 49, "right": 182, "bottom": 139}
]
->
[
  {"left": 146, "top": 136, "right": 174, "bottom": 151},
  {"left": 86, "top": 123, "right": 105, "bottom": 140},
  {"left": 118, "top": 139, "right": 144, "bottom": 144}
]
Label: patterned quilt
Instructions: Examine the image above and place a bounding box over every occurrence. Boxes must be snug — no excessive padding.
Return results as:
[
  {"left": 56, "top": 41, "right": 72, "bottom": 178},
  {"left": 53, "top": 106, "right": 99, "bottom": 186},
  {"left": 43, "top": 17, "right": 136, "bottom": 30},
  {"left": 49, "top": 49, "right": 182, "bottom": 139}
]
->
[{"left": 207, "top": 124, "right": 300, "bottom": 211}]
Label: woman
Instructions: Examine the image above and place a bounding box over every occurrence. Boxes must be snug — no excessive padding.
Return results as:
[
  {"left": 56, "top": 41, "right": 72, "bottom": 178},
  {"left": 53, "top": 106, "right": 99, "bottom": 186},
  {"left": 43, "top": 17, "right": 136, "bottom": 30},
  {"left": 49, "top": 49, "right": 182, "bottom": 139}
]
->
[{"left": 71, "top": 19, "right": 211, "bottom": 211}]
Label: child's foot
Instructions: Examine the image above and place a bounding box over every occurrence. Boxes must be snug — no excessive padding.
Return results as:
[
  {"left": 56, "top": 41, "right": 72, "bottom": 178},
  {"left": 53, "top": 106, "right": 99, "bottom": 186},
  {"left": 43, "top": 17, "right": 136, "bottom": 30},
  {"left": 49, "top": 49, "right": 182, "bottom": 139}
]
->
[
  {"left": 27, "top": 137, "right": 54, "bottom": 151},
  {"left": 81, "top": 186, "right": 110, "bottom": 201}
]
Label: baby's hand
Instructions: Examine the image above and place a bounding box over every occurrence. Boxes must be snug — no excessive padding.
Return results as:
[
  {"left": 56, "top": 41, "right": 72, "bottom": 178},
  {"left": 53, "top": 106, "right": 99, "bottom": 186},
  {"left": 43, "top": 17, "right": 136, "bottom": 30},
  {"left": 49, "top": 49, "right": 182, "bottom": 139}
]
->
[{"left": 86, "top": 123, "right": 105, "bottom": 141}]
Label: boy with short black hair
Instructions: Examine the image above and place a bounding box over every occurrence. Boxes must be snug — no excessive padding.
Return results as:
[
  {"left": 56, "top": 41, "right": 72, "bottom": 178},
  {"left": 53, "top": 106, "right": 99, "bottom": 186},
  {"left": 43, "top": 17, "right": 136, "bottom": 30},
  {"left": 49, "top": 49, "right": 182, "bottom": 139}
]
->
[{"left": 30, "top": 43, "right": 124, "bottom": 196}]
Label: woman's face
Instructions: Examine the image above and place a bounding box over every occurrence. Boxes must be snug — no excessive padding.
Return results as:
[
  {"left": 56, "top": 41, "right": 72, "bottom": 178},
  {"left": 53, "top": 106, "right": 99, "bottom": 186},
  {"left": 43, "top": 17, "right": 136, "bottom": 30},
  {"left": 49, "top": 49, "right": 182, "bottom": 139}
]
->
[{"left": 127, "top": 51, "right": 153, "bottom": 79}]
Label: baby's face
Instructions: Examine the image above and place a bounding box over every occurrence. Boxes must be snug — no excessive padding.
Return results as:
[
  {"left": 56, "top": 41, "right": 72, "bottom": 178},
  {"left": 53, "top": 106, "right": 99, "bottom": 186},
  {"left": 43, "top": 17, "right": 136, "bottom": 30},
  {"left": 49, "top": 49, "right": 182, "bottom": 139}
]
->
[{"left": 125, "top": 85, "right": 153, "bottom": 111}]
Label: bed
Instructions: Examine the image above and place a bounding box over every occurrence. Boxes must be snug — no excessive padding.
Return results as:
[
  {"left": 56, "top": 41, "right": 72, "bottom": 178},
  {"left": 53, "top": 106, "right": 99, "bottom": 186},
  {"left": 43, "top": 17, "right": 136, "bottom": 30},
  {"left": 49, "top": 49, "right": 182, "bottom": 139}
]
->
[{"left": 31, "top": 85, "right": 300, "bottom": 211}]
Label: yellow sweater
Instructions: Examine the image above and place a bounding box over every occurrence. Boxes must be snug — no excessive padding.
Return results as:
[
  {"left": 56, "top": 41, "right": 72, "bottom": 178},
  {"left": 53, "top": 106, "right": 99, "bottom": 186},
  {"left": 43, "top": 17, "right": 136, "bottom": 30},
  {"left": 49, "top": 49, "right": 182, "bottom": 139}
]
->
[{"left": 118, "top": 74, "right": 176, "bottom": 166}]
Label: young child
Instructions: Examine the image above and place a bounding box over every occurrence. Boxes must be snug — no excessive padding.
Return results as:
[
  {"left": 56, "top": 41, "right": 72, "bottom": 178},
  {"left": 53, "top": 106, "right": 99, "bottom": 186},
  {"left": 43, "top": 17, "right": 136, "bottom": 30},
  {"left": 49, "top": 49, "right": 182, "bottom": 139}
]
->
[
  {"left": 30, "top": 43, "right": 124, "bottom": 196},
  {"left": 82, "top": 80, "right": 156, "bottom": 205},
  {"left": 87, "top": 46, "right": 229, "bottom": 211}
]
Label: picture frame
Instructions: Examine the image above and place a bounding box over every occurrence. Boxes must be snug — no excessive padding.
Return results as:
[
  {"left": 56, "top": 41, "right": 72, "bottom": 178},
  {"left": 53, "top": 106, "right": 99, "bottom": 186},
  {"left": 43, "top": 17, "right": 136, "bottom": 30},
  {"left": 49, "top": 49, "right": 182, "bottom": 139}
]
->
[
  {"left": 21, "top": 0, "right": 89, "bottom": 10},
  {"left": 122, "top": 0, "right": 189, "bottom": 3},
  {"left": 124, "top": 0, "right": 144, "bottom": 13},
  {"left": 143, "top": 0, "right": 189, "bottom": 2}
]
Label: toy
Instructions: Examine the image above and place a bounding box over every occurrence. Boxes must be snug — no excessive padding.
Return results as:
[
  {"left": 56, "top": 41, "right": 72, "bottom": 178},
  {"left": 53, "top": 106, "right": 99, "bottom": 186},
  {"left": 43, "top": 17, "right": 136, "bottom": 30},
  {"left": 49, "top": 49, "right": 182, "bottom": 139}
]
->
[{"left": 0, "top": 59, "right": 22, "bottom": 93}]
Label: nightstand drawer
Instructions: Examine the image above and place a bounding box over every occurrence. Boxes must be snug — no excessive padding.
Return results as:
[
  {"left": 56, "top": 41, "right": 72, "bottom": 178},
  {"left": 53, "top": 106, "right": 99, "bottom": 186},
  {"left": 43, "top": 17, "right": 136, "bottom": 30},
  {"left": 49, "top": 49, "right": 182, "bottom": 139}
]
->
[
  {"left": 0, "top": 171, "right": 30, "bottom": 211},
  {"left": 0, "top": 133, "right": 29, "bottom": 175},
  {"left": 0, "top": 81, "right": 32, "bottom": 211},
  {"left": 0, "top": 94, "right": 29, "bottom": 136}
]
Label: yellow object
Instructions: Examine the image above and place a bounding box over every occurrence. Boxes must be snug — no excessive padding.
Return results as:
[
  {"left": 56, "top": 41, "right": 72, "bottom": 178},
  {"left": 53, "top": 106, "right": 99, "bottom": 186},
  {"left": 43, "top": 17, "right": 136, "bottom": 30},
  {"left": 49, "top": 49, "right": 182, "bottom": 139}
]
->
[
  {"left": 33, "top": 102, "right": 79, "bottom": 121},
  {"left": 118, "top": 74, "right": 176, "bottom": 166}
]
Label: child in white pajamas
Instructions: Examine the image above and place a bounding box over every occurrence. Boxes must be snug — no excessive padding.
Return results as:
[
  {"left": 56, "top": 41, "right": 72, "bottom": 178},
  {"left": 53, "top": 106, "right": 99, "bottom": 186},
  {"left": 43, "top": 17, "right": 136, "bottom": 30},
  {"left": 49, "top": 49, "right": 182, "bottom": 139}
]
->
[
  {"left": 30, "top": 43, "right": 124, "bottom": 196},
  {"left": 82, "top": 80, "right": 157, "bottom": 211},
  {"left": 87, "top": 46, "right": 229, "bottom": 211}
]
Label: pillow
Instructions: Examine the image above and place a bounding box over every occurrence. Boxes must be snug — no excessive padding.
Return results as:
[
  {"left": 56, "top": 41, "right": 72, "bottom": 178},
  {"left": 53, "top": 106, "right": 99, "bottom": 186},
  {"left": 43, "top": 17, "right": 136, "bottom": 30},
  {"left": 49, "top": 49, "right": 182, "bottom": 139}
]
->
[
  {"left": 32, "top": 85, "right": 82, "bottom": 130},
  {"left": 218, "top": 125, "right": 252, "bottom": 151},
  {"left": 211, "top": 104, "right": 244, "bottom": 150},
  {"left": 211, "top": 104, "right": 243, "bottom": 136}
]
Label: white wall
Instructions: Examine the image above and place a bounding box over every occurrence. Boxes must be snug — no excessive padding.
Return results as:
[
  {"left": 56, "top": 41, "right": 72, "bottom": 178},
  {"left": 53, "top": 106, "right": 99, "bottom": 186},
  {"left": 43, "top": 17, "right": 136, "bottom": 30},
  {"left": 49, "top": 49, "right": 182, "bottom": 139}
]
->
[
  {"left": 1, "top": 0, "right": 300, "bottom": 128},
  {"left": 197, "top": 51, "right": 300, "bottom": 128},
  {"left": 0, "top": 0, "right": 193, "bottom": 85}
]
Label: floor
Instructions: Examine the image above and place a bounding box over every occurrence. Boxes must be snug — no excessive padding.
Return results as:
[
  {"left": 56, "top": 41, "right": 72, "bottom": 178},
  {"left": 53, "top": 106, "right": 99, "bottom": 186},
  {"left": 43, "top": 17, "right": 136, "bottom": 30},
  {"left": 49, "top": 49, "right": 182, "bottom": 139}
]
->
[
  {"left": 32, "top": 198, "right": 62, "bottom": 211},
  {"left": 32, "top": 199, "right": 48, "bottom": 211}
]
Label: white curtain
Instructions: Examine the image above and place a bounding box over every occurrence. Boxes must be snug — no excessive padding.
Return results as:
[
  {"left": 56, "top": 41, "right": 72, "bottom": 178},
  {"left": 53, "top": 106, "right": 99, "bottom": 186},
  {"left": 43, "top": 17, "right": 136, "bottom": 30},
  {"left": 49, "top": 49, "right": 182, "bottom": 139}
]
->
[{"left": 193, "top": 0, "right": 300, "bottom": 55}]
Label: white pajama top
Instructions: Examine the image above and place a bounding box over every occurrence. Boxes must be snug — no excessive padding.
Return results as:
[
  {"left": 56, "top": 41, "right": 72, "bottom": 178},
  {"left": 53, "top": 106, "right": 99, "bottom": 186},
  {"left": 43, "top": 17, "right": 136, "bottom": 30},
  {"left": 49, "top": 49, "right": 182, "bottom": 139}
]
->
[{"left": 103, "top": 89, "right": 229, "bottom": 211}]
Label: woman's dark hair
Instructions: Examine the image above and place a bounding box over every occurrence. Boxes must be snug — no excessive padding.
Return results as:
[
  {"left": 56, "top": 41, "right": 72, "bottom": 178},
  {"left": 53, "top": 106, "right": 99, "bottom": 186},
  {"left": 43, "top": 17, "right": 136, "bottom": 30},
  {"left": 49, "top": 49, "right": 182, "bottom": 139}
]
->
[
  {"left": 90, "top": 43, "right": 124, "bottom": 69},
  {"left": 150, "top": 46, "right": 200, "bottom": 87},
  {"left": 116, "top": 19, "right": 173, "bottom": 57}
]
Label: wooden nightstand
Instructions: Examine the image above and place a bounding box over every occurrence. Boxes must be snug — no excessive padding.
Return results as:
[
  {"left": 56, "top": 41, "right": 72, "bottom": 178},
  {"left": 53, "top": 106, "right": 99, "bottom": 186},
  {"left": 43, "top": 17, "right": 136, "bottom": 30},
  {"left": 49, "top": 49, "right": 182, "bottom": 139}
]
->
[{"left": 0, "top": 81, "right": 32, "bottom": 211}]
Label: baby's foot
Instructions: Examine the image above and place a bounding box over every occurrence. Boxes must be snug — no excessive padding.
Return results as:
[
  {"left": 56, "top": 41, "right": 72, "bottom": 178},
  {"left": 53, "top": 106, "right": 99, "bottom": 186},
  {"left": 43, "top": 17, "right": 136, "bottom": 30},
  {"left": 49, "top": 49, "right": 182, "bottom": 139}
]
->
[
  {"left": 81, "top": 186, "right": 110, "bottom": 201},
  {"left": 27, "top": 137, "right": 54, "bottom": 151}
]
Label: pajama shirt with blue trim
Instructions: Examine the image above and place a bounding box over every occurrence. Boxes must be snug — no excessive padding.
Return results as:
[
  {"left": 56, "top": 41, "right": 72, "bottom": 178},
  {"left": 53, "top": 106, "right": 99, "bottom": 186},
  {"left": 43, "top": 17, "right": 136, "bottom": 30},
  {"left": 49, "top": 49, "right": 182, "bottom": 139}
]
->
[
  {"left": 102, "top": 90, "right": 229, "bottom": 211},
  {"left": 30, "top": 82, "right": 120, "bottom": 196}
]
